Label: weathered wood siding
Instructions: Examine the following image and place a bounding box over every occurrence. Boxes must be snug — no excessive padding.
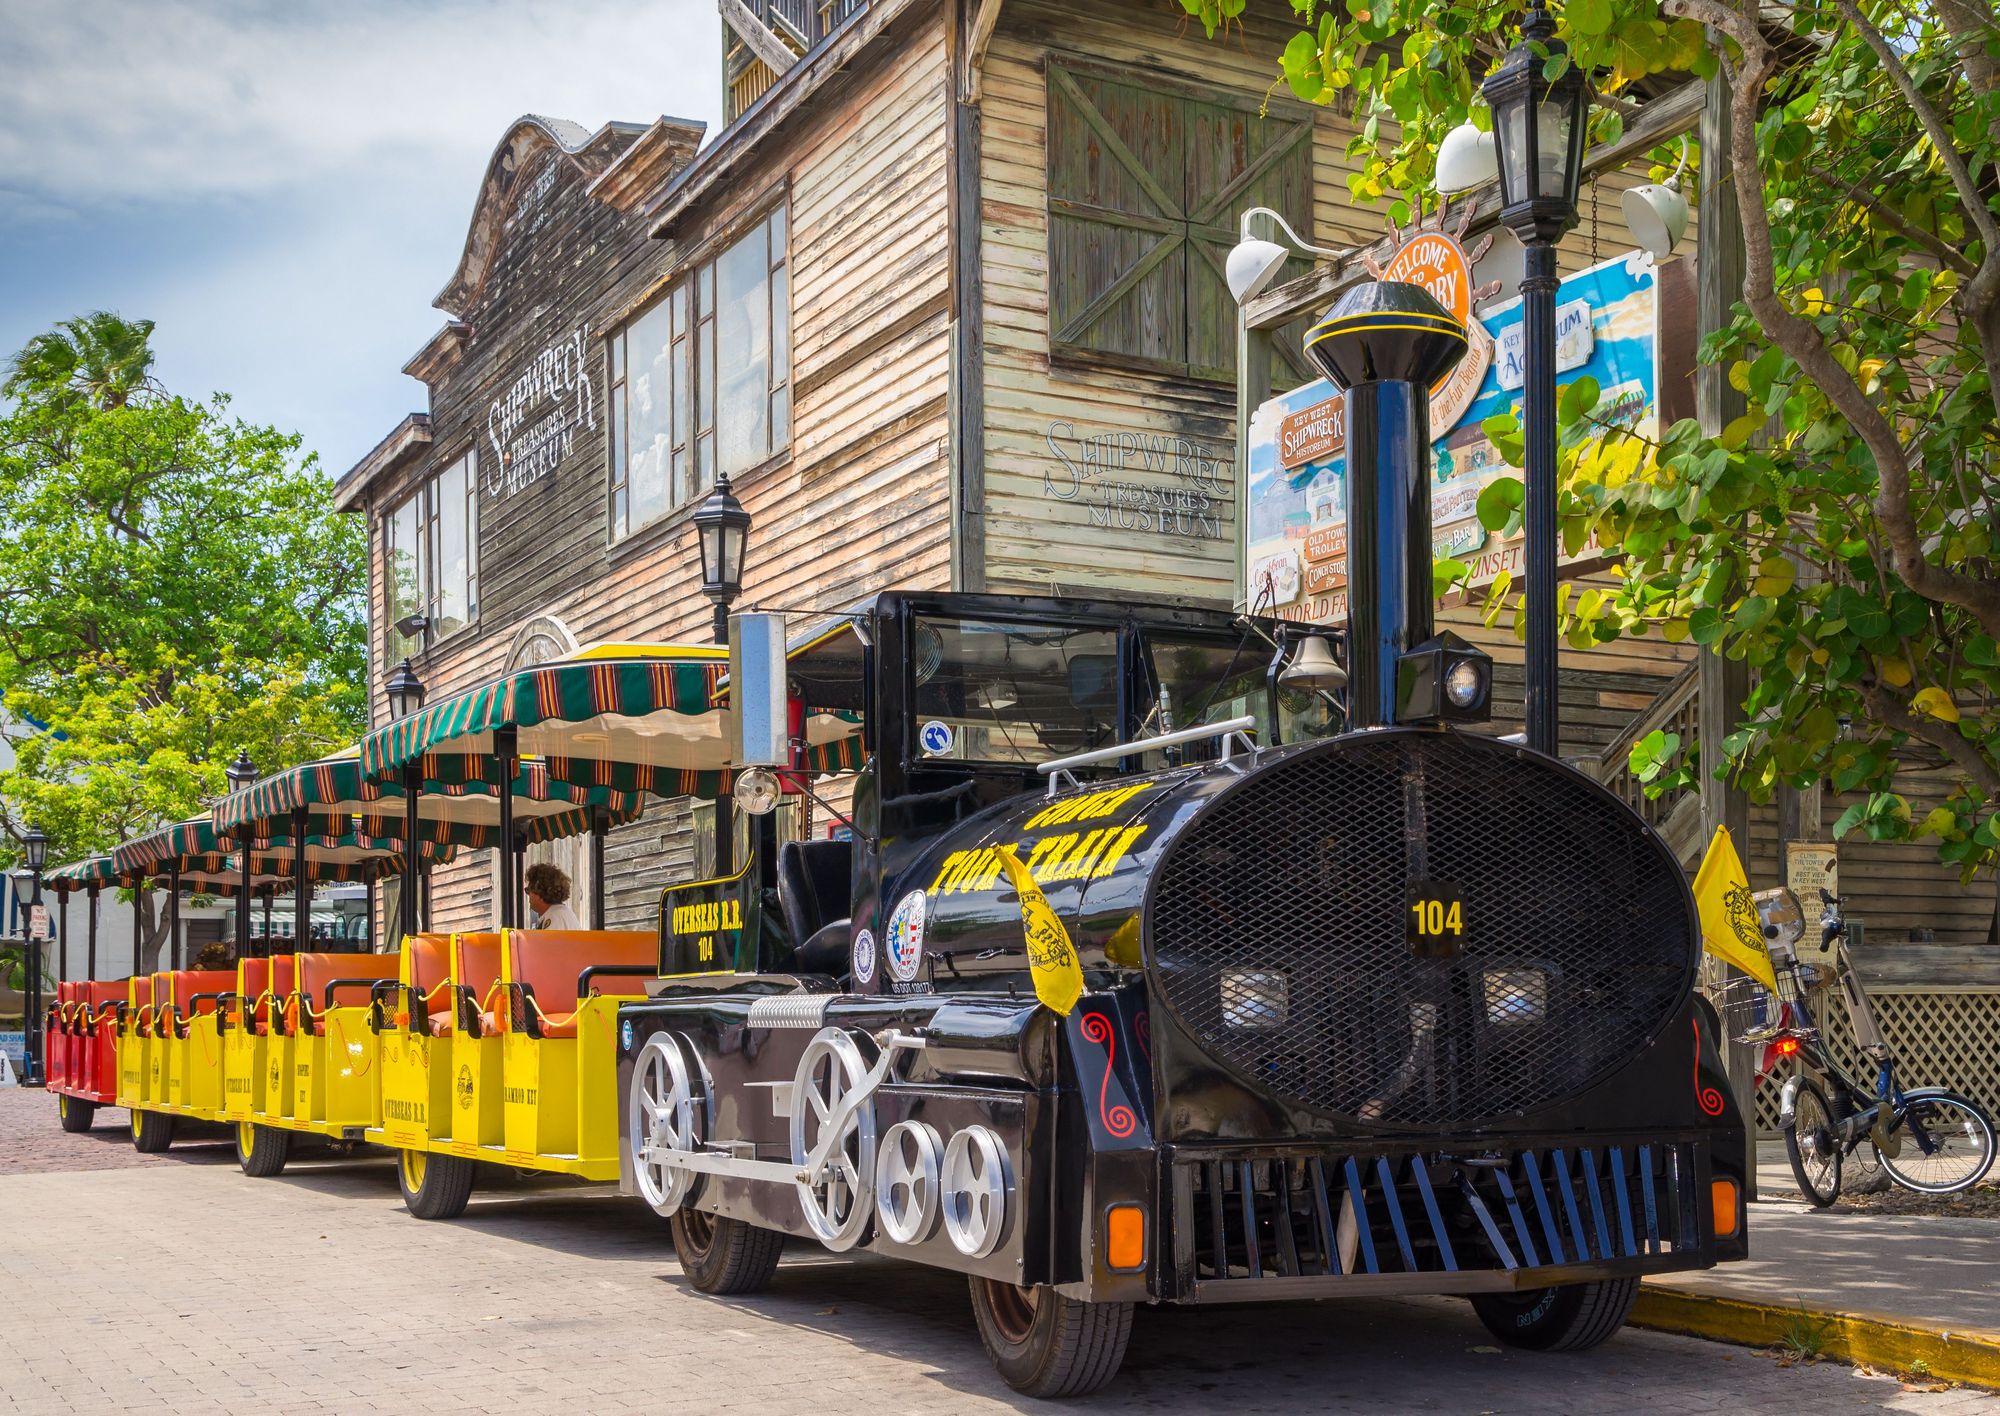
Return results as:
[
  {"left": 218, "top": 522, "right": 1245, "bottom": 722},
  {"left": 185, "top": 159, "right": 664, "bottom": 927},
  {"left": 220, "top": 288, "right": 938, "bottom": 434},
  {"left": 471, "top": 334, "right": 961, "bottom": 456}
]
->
[{"left": 357, "top": 20, "right": 954, "bottom": 936}]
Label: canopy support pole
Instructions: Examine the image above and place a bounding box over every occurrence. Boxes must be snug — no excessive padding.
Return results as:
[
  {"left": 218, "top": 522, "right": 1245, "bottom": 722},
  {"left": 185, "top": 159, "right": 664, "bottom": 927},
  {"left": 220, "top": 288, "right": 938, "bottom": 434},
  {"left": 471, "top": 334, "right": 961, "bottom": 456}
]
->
[
  {"left": 237, "top": 826, "right": 252, "bottom": 958},
  {"left": 494, "top": 727, "right": 518, "bottom": 930},
  {"left": 514, "top": 837, "right": 527, "bottom": 925},
  {"left": 168, "top": 863, "right": 182, "bottom": 970},
  {"left": 261, "top": 892, "right": 273, "bottom": 952},
  {"left": 87, "top": 881, "right": 98, "bottom": 979},
  {"left": 57, "top": 889, "right": 69, "bottom": 983},
  {"left": 421, "top": 862, "right": 432, "bottom": 931},
  {"left": 292, "top": 807, "right": 311, "bottom": 960},
  {"left": 131, "top": 878, "right": 143, "bottom": 975},
  {"left": 401, "top": 762, "right": 422, "bottom": 946},
  {"left": 590, "top": 807, "right": 607, "bottom": 930}
]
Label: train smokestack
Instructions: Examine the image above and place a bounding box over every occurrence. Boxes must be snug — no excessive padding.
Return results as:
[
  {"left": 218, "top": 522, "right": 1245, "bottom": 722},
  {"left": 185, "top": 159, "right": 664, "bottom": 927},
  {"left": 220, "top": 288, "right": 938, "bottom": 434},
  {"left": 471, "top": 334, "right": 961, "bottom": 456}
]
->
[{"left": 1305, "top": 281, "right": 1486, "bottom": 730}]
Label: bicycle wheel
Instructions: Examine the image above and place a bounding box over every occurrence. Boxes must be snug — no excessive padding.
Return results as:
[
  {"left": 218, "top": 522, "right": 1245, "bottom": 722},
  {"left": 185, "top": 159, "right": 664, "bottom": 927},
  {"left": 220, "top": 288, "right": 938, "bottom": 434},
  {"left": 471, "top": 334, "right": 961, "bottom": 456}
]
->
[
  {"left": 1785, "top": 1077, "right": 1842, "bottom": 1206},
  {"left": 1880, "top": 1090, "right": 1996, "bottom": 1195}
]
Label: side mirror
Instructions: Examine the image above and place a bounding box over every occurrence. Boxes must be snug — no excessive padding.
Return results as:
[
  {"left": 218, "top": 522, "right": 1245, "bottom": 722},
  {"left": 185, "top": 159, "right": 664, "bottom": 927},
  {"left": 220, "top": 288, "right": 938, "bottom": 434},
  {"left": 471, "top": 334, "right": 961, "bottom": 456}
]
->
[{"left": 730, "top": 611, "right": 790, "bottom": 768}]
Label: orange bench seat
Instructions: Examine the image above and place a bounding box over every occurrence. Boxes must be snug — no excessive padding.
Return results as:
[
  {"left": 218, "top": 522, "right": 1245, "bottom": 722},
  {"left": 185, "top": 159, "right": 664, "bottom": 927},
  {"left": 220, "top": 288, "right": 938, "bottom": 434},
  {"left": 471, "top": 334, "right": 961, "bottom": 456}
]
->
[{"left": 503, "top": 931, "right": 656, "bottom": 1039}]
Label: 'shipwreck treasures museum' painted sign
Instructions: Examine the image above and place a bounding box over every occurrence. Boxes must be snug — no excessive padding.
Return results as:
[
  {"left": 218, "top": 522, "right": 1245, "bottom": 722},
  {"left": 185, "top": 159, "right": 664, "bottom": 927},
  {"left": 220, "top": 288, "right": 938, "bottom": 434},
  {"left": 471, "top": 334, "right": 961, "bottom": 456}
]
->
[
  {"left": 486, "top": 326, "right": 597, "bottom": 498},
  {"left": 1043, "top": 420, "right": 1228, "bottom": 541},
  {"left": 1245, "top": 250, "right": 1693, "bottom": 625}
]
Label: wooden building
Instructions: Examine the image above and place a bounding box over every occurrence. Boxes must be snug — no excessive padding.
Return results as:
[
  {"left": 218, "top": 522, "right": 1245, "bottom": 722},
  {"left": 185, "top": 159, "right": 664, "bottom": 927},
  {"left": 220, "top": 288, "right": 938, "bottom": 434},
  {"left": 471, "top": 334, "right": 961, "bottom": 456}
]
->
[{"left": 334, "top": 0, "right": 1995, "bottom": 977}]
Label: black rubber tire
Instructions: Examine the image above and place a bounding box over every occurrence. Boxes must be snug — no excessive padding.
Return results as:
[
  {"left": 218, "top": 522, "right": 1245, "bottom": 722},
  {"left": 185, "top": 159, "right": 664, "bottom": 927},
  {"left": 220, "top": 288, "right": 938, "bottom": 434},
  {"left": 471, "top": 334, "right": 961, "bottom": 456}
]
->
[
  {"left": 969, "top": 1276, "right": 1133, "bottom": 1398},
  {"left": 398, "top": 1148, "right": 475, "bottom": 1221},
  {"left": 130, "top": 1108, "right": 176, "bottom": 1154},
  {"left": 671, "top": 1208, "right": 786, "bottom": 1295},
  {"left": 1785, "top": 1076, "right": 1843, "bottom": 1207},
  {"left": 57, "top": 1094, "right": 97, "bottom": 1133},
  {"left": 236, "top": 1121, "right": 291, "bottom": 1178},
  {"left": 1471, "top": 1277, "right": 1639, "bottom": 1352}
]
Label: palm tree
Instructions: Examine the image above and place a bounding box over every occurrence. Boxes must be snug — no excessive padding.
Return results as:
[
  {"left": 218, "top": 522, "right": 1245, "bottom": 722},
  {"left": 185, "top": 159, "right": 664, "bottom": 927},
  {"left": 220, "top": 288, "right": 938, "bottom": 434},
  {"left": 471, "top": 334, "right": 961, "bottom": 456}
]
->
[{"left": 3, "top": 312, "right": 160, "bottom": 411}]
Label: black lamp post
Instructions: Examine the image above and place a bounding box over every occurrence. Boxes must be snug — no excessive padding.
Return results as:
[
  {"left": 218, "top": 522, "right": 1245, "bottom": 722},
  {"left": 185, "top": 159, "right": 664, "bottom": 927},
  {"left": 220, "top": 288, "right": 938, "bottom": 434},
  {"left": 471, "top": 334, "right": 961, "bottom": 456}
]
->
[
  {"left": 383, "top": 659, "right": 428, "bottom": 945},
  {"left": 226, "top": 751, "right": 258, "bottom": 957},
  {"left": 691, "top": 472, "right": 752, "bottom": 647},
  {"left": 20, "top": 827, "right": 47, "bottom": 1084},
  {"left": 1484, "top": 0, "right": 1589, "bottom": 757}
]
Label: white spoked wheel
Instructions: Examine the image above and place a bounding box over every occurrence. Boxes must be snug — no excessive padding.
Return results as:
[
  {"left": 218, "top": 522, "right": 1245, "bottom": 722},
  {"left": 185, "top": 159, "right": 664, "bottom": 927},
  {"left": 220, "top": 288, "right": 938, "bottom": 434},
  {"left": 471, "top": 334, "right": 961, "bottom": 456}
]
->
[
  {"left": 875, "top": 1119, "right": 944, "bottom": 1246},
  {"left": 942, "top": 1125, "right": 1012, "bottom": 1260},
  {"left": 631, "top": 1032, "right": 704, "bottom": 1216},
  {"left": 789, "top": 1028, "right": 878, "bottom": 1252}
]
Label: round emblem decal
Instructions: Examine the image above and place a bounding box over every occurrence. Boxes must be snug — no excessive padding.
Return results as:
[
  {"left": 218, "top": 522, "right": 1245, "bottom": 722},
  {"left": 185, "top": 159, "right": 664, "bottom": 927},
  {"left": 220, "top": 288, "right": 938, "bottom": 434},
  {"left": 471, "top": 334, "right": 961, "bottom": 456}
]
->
[
  {"left": 919, "top": 720, "right": 954, "bottom": 756},
  {"left": 620, "top": 1018, "right": 634, "bottom": 1052},
  {"left": 885, "top": 892, "right": 927, "bottom": 983},
  {"left": 852, "top": 928, "right": 877, "bottom": 987}
]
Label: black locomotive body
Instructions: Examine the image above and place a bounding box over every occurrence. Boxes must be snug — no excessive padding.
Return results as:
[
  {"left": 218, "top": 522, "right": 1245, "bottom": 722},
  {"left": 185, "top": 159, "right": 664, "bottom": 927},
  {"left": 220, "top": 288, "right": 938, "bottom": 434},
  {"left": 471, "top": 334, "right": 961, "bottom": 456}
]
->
[{"left": 615, "top": 588, "right": 1746, "bottom": 1392}]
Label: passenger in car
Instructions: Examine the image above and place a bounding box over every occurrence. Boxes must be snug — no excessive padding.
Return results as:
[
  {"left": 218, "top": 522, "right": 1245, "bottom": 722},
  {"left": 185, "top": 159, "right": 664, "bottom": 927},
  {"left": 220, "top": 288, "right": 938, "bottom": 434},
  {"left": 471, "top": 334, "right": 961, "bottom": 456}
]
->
[{"left": 524, "top": 863, "right": 581, "bottom": 931}]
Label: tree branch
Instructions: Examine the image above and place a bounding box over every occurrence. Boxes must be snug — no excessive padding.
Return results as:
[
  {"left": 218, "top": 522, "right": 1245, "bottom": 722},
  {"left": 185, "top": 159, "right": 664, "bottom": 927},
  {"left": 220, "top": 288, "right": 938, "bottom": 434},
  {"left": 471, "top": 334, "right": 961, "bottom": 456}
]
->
[
  {"left": 1811, "top": 168, "right": 1978, "bottom": 277},
  {"left": 1862, "top": 682, "right": 2000, "bottom": 797}
]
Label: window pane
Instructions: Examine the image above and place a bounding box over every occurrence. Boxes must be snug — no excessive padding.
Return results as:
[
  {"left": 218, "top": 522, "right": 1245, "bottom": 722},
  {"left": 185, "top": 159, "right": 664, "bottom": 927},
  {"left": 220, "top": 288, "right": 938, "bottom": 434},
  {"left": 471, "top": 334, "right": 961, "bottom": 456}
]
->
[
  {"left": 672, "top": 284, "right": 687, "bottom": 340},
  {"left": 435, "top": 454, "right": 470, "bottom": 634},
  {"left": 697, "top": 308, "right": 714, "bottom": 439},
  {"left": 911, "top": 618, "right": 1120, "bottom": 764},
  {"left": 609, "top": 331, "right": 625, "bottom": 384},
  {"left": 698, "top": 432, "right": 713, "bottom": 488},
  {"left": 771, "top": 383, "right": 790, "bottom": 451},
  {"left": 466, "top": 456, "right": 479, "bottom": 622},
  {"left": 770, "top": 261, "right": 789, "bottom": 392},
  {"left": 671, "top": 331, "right": 690, "bottom": 457},
  {"left": 387, "top": 496, "right": 422, "bottom": 655},
  {"left": 625, "top": 298, "right": 674, "bottom": 534},
  {"left": 716, "top": 227, "right": 771, "bottom": 475},
  {"left": 610, "top": 383, "right": 628, "bottom": 538},
  {"left": 769, "top": 204, "right": 787, "bottom": 262}
]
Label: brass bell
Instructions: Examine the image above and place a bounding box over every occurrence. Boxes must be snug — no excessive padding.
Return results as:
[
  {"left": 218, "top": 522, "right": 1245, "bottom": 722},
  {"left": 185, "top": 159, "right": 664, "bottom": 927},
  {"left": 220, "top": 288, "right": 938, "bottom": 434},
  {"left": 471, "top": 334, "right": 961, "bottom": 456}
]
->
[{"left": 1278, "top": 634, "right": 1347, "bottom": 692}]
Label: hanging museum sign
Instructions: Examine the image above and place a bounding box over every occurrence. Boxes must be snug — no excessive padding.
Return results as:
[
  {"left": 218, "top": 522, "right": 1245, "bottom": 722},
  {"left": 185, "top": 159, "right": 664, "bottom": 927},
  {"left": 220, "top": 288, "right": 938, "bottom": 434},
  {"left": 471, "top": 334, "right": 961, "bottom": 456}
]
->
[
  {"left": 486, "top": 325, "right": 597, "bottom": 498},
  {"left": 1244, "top": 248, "right": 1694, "bottom": 625}
]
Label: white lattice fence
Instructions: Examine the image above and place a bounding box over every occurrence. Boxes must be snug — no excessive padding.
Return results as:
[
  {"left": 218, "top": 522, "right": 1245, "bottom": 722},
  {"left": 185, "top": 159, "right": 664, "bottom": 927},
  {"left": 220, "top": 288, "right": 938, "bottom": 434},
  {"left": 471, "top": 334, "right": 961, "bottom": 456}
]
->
[{"left": 1751, "top": 987, "right": 2000, "bottom": 1133}]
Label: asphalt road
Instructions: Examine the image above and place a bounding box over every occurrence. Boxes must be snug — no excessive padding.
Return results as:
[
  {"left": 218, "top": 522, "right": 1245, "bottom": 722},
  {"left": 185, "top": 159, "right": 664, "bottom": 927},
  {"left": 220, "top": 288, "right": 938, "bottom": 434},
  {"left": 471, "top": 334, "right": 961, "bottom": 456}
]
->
[{"left": 1, "top": 1088, "right": 1991, "bottom": 1415}]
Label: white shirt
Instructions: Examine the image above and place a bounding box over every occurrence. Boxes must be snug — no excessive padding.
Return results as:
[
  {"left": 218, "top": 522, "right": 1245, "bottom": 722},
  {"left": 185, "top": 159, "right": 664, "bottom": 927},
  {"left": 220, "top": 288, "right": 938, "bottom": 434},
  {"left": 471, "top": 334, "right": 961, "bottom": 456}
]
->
[{"left": 535, "top": 900, "right": 582, "bottom": 931}]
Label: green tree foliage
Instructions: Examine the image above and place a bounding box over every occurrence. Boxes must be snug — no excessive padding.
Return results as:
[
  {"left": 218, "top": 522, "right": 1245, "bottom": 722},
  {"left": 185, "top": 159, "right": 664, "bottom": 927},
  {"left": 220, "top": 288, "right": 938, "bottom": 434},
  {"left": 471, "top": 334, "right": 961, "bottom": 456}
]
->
[
  {"left": 0, "top": 314, "right": 366, "bottom": 957},
  {"left": 1184, "top": 0, "right": 2000, "bottom": 875}
]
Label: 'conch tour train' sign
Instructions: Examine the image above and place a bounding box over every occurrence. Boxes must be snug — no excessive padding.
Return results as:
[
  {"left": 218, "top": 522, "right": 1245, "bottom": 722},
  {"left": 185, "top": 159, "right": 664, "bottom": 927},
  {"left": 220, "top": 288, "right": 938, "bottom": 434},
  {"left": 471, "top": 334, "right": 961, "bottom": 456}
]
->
[
  {"left": 486, "top": 325, "right": 597, "bottom": 498},
  {"left": 1245, "top": 237, "right": 1693, "bottom": 625}
]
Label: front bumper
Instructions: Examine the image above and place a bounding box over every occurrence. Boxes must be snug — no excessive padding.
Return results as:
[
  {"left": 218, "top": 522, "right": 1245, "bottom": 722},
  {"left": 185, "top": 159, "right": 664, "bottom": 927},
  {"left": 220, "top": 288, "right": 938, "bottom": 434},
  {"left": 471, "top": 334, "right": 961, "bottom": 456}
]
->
[{"left": 1157, "top": 1135, "right": 1732, "bottom": 1303}]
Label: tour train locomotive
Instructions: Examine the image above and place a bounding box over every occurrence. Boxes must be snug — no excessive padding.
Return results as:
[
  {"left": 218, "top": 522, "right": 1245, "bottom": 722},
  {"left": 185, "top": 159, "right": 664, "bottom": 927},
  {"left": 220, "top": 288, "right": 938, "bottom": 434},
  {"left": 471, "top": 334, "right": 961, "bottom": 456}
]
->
[{"left": 44, "top": 280, "right": 1746, "bottom": 1399}]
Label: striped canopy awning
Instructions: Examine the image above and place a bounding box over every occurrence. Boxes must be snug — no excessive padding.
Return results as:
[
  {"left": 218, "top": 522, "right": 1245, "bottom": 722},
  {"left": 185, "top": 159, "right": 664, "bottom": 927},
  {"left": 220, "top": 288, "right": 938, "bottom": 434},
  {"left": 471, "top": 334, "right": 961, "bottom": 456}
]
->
[
  {"left": 45, "top": 856, "right": 120, "bottom": 891},
  {"left": 214, "top": 747, "right": 645, "bottom": 846},
  {"left": 357, "top": 647, "right": 735, "bottom": 796},
  {"left": 113, "top": 817, "right": 456, "bottom": 888}
]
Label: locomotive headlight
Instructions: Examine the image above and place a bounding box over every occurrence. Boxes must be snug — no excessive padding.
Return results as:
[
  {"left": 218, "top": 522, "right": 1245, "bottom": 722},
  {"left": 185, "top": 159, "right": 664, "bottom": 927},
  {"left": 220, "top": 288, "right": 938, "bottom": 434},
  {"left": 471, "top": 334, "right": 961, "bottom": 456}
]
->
[
  {"left": 1444, "top": 659, "right": 1486, "bottom": 711},
  {"left": 733, "top": 766, "right": 784, "bottom": 816},
  {"left": 1220, "top": 969, "right": 1289, "bottom": 1030},
  {"left": 1482, "top": 968, "right": 1548, "bottom": 1025}
]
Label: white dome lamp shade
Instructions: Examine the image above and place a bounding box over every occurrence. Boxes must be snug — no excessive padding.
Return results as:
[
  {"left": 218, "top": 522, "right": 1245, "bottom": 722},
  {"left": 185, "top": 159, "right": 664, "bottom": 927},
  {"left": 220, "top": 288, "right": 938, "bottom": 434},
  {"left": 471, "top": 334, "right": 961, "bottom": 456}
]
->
[
  {"left": 1226, "top": 206, "right": 1343, "bottom": 306},
  {"left": 1621, "top": 136, "right": 1690, "bottom": 260},
  {"left": 1435, "top": 121, "right": 1499, "bottom": 195}
]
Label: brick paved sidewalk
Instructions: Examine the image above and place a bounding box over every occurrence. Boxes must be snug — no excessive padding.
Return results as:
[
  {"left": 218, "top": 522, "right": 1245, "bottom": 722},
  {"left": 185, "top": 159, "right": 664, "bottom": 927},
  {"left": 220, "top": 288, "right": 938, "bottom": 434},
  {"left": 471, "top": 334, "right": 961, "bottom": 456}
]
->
[{"left": 3, "top": 1087, "right": 1993, "bottom": 1414}]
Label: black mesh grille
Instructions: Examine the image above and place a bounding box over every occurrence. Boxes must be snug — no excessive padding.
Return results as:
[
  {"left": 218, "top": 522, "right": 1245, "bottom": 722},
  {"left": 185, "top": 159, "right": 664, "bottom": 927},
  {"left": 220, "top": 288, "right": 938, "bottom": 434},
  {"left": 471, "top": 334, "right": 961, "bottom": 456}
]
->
[{"left": 1146, "top": 732, "right": 1692, "bottom": 1129}]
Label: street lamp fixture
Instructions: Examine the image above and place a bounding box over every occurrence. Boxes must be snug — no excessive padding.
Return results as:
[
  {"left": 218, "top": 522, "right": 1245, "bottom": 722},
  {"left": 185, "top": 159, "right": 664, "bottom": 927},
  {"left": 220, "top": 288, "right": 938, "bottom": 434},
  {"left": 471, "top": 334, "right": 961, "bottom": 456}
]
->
[
  {"left": 692, "top": 472, "right": 753, "bottom": 645},
  {"left": 1482, "top": 0, "right": 1589, "bottom": 757},
  {"left": 1225, "top": 206, "right": 1343, "bottom": 307},
  {"left": 385, "top": 658, "right": 428, "bottom": 720},
  {"left": 17, "top": 827, "right": 46, "bottom": 1084},
  {"left": 226, "top": 749, "right": 259, "bottom": 792},
  {"left": 21, "top": 826, "right": 47, "bottom": 873}
]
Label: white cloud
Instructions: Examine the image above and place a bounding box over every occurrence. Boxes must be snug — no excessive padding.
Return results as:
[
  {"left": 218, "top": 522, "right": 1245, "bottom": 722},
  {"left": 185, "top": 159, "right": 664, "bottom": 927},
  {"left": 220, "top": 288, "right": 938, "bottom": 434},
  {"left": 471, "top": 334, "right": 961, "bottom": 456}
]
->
[{"left": 0, "top": 0, "right": 723, "bottom": 208}]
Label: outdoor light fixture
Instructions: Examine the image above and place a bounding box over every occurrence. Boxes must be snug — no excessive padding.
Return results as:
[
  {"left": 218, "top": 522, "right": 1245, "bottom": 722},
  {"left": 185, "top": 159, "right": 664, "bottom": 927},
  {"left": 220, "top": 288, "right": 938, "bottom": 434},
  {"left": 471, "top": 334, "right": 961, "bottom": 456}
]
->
[
  {"left": 1484, "top": 0, "right": 1590, "bottom": 248},
  {"left": 1395, "top": 631, "right": 1494, "bottom": 726},
  {"left": 1621, "top": 137, "right": 1689, "bottom": 260},
  {"left": 1435, "top": 121, "right": 1499, "bottom": 195},
  {"left": 1225, "top": 206, "right": 1343, "bottom": 306},
  {"left": 1483, "top": 0, "right": 1589, "bottom": 756},
  {"left": 385, "top": 658, "right": 427, "bottom": 720},
  {"left": 225, "top": 749, "right": 259, "bottom": 793},
  {"left": 692, "top": 471, "right": 752, "bottom": 645},
  {"left": 22, "top": 825, "right": 47, "bottom": 873}
]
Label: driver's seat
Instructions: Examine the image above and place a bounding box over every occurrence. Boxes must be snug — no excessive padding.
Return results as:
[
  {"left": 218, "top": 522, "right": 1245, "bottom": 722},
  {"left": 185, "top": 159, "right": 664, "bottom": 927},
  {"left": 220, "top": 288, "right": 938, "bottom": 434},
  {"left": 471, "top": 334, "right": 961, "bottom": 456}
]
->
[{"left": 776, "top": 839, "right": 852, "bottom": 975}]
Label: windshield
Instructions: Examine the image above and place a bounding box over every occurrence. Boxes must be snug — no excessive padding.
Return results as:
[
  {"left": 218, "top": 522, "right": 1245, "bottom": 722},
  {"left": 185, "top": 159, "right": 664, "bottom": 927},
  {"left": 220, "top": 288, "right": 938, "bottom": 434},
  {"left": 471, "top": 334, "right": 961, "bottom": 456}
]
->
[
  {"left": 911, "top": 617, "right": 1119, "bottom": 764},
  {"left": 1141, "top": 632, "right": 1342, "bottom": 764}
]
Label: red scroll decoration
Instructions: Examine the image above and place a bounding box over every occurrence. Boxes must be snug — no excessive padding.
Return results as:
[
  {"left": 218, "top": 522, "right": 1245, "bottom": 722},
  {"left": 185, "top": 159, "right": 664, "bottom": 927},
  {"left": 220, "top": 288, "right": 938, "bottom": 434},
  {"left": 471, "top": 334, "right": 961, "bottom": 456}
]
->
[
  {"left": 1078, "top": 1011, "right": 1138, "bottom": 1138},
  {"left": 1692, "top": 1016, "right": 1726, "bottom": 1117}
]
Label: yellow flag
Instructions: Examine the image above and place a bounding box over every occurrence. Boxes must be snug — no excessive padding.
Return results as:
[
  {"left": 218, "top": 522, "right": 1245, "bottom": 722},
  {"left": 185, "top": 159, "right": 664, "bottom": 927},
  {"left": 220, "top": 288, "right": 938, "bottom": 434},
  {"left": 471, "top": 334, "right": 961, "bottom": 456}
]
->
[
  {"left": 1691, "top": 825, "right": 1779, "bottom": 992},
  {"left": 994, "top": 844, "right": 1085, "bottom": 1015}
]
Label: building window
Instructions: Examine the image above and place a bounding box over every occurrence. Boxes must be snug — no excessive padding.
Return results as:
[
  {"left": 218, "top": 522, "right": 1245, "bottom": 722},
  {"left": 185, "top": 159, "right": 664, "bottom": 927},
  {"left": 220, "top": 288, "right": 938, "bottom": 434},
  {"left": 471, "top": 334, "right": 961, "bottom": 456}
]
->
[
  {"left": 385, "top": 448, "right": 479, "bottom": 655},
  {"left": 610, "top": 205, "right": 790, "bottom": 540},
  {"left": 1045, "top": 62, "right": 1315, "bottom": 383}
]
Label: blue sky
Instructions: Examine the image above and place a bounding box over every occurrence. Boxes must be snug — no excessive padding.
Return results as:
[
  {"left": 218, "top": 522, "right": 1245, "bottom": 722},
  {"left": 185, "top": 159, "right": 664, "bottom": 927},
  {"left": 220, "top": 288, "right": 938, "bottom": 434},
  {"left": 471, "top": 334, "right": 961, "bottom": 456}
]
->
[{"left": 0, "top": 0, "right": 724, "bottom": 479}]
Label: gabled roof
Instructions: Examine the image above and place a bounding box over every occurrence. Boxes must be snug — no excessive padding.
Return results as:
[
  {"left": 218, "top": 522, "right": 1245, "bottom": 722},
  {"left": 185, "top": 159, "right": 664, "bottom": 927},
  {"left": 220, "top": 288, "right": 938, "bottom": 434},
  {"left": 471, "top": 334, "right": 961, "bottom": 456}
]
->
[{"left": 433, "top": 115, "right": 650, "bottom": 318}]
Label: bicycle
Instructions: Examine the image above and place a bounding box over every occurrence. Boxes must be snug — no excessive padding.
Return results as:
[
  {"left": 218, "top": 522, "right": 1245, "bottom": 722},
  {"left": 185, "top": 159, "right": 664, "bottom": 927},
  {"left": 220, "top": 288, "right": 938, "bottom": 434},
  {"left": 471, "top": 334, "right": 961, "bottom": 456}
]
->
[{"left": 1758, "top": 888, "right": 1997, "bottom": 1207}]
